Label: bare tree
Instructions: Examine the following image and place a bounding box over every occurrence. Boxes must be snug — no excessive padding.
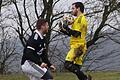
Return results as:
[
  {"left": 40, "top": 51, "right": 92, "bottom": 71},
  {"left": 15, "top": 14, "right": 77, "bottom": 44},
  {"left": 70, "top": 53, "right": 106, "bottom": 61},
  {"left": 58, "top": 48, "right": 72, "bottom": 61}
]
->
[
  {"left": 11, "top": 0, "right": 58, "bottom": 50},
  {"left": 86, "top": 0, "right": 120, "bottom": 47},
  {"left": 1, "top": 0, "right": 120, "bottom": 72},
  {"left": 0, "top": 0, "right": 22, "bottom": 74},
  {"left": 0, "top": 27, "right": 21, "bottom": 74},
  {"left": 0, "top": 0, "right": 2, "bottom": 14}
]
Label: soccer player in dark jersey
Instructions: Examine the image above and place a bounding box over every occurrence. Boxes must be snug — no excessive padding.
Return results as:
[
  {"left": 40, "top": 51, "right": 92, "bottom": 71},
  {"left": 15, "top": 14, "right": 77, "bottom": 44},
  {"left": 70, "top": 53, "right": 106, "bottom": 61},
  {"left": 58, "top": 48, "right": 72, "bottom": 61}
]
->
[{"left": 21, "top": 19, "right": 56, "bottom": 80}]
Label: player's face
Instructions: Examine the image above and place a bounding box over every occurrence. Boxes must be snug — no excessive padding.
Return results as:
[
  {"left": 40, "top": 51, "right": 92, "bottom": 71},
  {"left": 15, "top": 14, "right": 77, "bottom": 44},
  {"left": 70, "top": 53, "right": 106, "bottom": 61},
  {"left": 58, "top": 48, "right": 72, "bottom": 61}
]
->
[
  {"left": 43, "top": 22, "right": 49, "bottom": 34},
  {"left": 71, "top": 4, "right": 78, "bottom": 16}
]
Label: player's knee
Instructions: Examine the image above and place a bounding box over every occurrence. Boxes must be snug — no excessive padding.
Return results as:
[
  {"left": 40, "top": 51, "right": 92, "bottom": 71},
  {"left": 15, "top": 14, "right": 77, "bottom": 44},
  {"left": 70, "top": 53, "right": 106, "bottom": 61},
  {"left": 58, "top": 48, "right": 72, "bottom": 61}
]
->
[
  {"left": 64, "top": 61, "right": 77, "bottom": 73},
  {"left": 64, "top": 61, "right": 72, "bottom": 70},
  {"left": 64, "top": 61, "right": 81, "bottom": 74}
]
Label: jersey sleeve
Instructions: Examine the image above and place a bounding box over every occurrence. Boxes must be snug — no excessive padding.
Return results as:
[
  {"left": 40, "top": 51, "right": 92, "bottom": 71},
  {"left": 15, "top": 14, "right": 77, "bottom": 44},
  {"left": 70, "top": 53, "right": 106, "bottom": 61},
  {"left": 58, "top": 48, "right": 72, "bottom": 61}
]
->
[{"left": 62, "top": 23, "right": 81, "bottom": 37}]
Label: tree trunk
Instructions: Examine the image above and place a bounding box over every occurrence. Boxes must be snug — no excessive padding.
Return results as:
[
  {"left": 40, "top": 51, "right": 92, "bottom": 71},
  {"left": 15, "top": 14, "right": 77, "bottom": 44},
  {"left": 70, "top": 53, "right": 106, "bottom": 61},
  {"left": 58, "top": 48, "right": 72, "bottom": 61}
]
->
[
  {"left": 0, "top": 0, "right": 2, "bottom": 15},
  {"left": 0, "top": 63, "right": 5, "bottom": 74}
]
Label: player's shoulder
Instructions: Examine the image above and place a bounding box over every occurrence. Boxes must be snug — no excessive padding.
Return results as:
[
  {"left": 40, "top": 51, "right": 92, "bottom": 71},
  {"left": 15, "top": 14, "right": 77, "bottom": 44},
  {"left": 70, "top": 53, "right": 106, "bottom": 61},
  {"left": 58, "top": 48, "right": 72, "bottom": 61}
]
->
[
  {"left": 80, "top": 14, "right": 86, "bottom": 19},
  {"left": 77, "top": 14, "right": 86, "bottom": 23},
  {"left": 81, "top": 15, "right": 87, "bottom": 24}
]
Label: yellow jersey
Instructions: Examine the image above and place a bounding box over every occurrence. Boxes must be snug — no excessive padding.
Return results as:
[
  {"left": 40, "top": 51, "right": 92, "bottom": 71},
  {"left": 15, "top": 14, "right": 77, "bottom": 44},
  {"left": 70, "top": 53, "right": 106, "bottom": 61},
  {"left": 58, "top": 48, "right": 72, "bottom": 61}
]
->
[{"left": 70, "top": 14, "right": 87, "bottom": 49}]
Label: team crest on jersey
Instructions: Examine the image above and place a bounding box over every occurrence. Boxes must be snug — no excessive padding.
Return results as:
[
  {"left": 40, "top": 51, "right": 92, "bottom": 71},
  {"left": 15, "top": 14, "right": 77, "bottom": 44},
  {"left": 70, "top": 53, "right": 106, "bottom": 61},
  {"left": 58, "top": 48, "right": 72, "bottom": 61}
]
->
[{"left": 77, "top": 16, "right": 82, "bottom": 23}]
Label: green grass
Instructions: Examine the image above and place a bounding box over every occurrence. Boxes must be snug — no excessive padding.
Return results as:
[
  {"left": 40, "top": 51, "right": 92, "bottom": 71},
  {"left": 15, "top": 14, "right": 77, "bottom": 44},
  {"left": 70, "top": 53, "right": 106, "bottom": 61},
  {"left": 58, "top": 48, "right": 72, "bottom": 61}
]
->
[
  {"left": 0, "top": 71, "right": 120, "bottom": 80},
  {"left": 0, "top": 74, "right": 28, "bottom": 80},
  {"left": 90, "top": 71, "right": 120, "bottom": 80}
]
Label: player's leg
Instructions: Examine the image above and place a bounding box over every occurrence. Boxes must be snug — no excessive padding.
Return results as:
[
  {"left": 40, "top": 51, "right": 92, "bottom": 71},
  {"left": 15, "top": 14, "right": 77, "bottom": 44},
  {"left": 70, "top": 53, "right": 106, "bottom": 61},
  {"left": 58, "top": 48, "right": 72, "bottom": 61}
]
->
[
  {"left": 64, "top": 61, "right": 87, "bottom": 80},
  {"left": 26, "top": 73, "right": 40, "bottom": 80},
  {"left": 74, "top": 48, "right": 92, "bottom": 80},
  {"left": 41, "top": 70, "right": 53, "bottom": 80},
  {"left": 74, "top": 46, "right": 86, "bottom": 65},
  {"left": 65, "top": 48, "right": 88, "bottom": 80},
  {"left": 65, "top": 48, "right": 76, "bottom": 62}
]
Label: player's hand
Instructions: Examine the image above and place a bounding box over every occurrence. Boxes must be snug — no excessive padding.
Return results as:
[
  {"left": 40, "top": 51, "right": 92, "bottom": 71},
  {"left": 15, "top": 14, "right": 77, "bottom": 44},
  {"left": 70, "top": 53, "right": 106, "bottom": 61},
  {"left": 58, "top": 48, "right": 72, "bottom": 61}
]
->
[
  {"left": 63, "top": 15, "right": 74, "bottom": 25},
  {"left": 50, "top": 65, "right": 56, "bottom": 72},
  {"left": 40, "top": 63, "right": 47, "bottom": 68},
  {"left": 68, "top": 20, "right": 74, "bottom": 25},
  {"left": 58, "top": 21, "right": 66, "bottom": 32}
]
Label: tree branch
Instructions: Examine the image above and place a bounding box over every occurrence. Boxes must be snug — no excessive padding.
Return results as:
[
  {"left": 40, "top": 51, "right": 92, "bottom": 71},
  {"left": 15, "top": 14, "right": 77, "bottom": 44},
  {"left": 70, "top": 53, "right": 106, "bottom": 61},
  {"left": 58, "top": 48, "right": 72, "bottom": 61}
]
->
[
  {"left": 105, "top": 24, "right": 120, "bottom": 31},
  {"left": 87, "top": 5, "right": 110, "bottom": 48},
  {"left": 52, "top": 0, "right": 60, "bottom": 8},
  {"left": 39, "top": 0, "right": 47, "bottom": 18},
  {"left": 0, "top": 0, "right": 2, "bottom": 15},
  {"left": 12, "top": 1, "right": 26, "bottom": 47},
  {"left": 33, "top": 0, "right": 39, "bottom": 19},
  {"left": 23, "top": 0, "right": 33, "bottom": 32}
]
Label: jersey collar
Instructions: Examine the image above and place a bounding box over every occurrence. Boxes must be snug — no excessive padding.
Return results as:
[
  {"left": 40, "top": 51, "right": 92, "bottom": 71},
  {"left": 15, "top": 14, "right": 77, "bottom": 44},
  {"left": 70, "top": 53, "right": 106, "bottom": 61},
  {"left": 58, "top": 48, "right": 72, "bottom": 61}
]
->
[
  {"left": 35, "top": 30, "right": 43, "bottom": 39},
  {"left": 78, "top": 13, "right": 84, "bottom": 17}
]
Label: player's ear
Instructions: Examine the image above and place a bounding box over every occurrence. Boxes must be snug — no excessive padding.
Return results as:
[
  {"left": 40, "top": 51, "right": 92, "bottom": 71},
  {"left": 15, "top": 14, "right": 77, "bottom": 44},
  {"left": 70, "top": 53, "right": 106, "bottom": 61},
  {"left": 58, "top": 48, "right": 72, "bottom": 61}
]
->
[{"left": 77, "top": 7, "right": 80, "bottom": 11}]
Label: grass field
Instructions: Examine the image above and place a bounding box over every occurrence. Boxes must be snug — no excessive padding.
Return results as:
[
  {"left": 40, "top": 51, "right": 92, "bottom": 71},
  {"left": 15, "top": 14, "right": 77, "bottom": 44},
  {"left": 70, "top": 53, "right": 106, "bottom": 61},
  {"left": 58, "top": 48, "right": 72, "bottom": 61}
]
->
[{"left": 0, "top": 71, "right": 120, "bottom": 80}]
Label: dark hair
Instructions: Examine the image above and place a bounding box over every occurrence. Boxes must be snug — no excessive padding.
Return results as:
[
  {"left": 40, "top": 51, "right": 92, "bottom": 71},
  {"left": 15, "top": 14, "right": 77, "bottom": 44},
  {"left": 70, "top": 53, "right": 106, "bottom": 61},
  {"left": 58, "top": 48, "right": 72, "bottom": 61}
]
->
[
  {"left": 72, "top": 2, "right": 84, "bottom": 13},
  {"left": 36, "top": 19, "right": 48, "bottom": 29}
]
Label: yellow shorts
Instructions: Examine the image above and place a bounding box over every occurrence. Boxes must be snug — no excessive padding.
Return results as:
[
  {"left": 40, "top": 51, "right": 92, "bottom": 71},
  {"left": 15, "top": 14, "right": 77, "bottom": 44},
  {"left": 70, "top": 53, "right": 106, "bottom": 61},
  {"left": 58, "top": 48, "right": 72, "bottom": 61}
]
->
[{"left": 65, "top": 44, "right": 87, "bottom": 65}]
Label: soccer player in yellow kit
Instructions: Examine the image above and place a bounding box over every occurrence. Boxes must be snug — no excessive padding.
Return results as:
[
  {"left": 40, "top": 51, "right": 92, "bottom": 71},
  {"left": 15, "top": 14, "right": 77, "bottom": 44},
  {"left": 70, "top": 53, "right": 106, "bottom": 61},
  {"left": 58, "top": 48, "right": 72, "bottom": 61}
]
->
[{"left": 60, "top": 2, "right": 92, "bottom": 80}]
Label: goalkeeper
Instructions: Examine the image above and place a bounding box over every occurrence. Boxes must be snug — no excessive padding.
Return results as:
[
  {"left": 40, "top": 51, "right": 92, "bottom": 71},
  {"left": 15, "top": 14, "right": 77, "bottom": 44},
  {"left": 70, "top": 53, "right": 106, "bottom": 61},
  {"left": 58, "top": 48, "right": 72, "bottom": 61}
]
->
[{"left": 59, "top": 2, "right": 92, "bottom": 80}]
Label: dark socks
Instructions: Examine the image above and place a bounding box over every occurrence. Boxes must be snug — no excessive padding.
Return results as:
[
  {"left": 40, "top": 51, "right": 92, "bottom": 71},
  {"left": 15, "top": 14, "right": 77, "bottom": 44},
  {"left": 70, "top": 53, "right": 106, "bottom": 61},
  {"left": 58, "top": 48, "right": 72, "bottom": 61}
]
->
[{"left": 64, "top": 61, "right": 87, "bottom": 80}]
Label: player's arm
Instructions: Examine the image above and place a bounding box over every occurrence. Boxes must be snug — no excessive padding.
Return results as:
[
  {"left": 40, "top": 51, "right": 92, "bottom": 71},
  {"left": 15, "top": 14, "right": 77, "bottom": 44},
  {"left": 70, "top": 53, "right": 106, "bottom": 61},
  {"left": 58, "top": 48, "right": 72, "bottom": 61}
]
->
[
  {"left": 60, "top": 29, "right": 71, "bottom": 36},
  {"left": 59, "top": 22, "right": 71, "bottom": 36},
  {"left": 62, "top": 24, "right": 81, "bottom": 37},
  {"left": 41, "top": 49, "right": 52, "bottom": 67},
  {"left": 59, "top": 22, "right": 81, "bottom": 37},
  {"left": 41, "top": 49, "right": 56, "bottom": 71},
  {"left": 40, "top": 37, "right": 52, "bottom": 67}
]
